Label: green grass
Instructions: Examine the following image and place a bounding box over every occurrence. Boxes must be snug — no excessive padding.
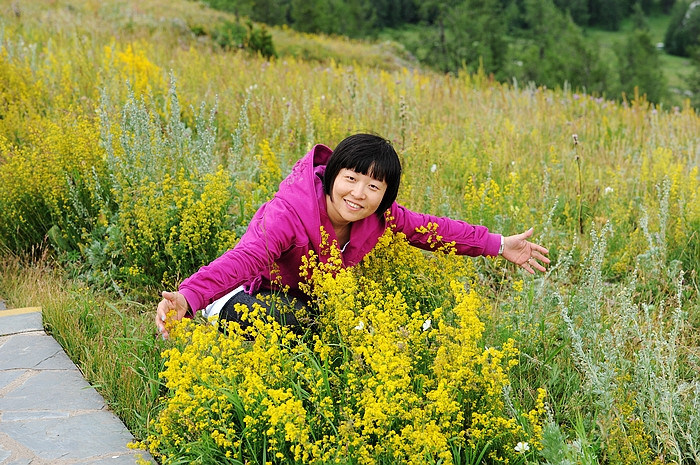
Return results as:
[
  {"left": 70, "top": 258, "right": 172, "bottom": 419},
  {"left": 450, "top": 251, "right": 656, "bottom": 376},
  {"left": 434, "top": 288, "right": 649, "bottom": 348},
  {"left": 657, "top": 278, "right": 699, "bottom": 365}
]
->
[{"left": 0, "top": 254, "right": 164, "bottom": 438}]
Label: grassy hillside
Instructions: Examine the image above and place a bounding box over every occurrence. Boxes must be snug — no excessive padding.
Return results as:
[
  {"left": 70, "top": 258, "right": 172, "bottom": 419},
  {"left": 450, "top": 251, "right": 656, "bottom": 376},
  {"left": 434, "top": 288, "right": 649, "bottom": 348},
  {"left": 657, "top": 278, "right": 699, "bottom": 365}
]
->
[{"left": 1, "top": 0, "right": 698, "bottom": 464}]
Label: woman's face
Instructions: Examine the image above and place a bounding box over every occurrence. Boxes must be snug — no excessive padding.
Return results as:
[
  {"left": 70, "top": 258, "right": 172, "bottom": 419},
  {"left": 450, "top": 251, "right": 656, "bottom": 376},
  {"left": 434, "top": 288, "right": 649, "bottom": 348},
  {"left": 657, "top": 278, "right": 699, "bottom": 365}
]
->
[{"left": 326, "top": 168, "right": 387, "bottom": 227}]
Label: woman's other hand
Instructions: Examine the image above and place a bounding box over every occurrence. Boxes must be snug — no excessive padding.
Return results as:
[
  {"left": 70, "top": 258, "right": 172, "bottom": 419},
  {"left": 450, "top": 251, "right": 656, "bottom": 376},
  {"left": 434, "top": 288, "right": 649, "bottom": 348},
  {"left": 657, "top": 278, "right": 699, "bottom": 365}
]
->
[
  {"left": 502, "top": 228, "right": 550, "bottom": 274},
  {"left": 155, "top": 291, "right": 190, "bottom": 339}
]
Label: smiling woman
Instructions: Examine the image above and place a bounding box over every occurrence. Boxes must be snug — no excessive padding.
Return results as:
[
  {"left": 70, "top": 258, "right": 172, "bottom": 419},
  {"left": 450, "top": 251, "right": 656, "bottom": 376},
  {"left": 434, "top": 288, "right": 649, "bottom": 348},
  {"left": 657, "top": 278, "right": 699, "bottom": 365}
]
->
[{"left": 155, "top": 133, "right": 550, "bottom": 337}]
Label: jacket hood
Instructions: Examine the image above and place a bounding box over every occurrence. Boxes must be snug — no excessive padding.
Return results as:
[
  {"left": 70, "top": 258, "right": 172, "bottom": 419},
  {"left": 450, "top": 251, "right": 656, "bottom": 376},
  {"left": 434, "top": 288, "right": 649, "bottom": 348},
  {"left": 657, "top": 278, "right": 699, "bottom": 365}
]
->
[{"left": 274, "top": 144, "right": 333, "bottom": 250}]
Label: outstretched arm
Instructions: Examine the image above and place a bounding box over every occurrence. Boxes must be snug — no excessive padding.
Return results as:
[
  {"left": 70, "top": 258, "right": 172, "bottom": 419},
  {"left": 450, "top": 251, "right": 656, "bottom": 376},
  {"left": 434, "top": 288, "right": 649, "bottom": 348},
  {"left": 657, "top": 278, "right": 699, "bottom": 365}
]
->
[{"left": 501, "top": 228, "right": 550, "bottom": 274}]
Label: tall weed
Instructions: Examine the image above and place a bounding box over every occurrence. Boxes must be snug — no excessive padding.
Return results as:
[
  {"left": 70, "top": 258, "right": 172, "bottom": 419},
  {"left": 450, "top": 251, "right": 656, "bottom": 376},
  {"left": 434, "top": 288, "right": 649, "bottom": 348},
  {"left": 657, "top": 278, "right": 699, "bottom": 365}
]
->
[{"left": 94, "top": 77, "right": 237, "bottom": 294}]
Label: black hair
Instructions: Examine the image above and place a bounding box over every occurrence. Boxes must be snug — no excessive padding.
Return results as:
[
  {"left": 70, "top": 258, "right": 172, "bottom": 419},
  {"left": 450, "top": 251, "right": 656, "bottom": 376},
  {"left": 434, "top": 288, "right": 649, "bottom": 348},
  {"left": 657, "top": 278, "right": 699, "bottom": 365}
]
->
[{"left": 324, "top": 133, "right": 402, "bottom": 217}]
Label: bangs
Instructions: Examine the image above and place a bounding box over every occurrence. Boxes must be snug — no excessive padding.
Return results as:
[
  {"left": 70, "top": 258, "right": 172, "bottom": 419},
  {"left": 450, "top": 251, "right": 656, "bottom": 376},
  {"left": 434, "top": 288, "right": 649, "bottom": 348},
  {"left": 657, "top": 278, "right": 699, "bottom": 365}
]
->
[
  {"left": 344, "top": 140, "right": 401, "bottom": 184},
  {"left": 352, "top": 160, "right": 388, "bottom": 183}
]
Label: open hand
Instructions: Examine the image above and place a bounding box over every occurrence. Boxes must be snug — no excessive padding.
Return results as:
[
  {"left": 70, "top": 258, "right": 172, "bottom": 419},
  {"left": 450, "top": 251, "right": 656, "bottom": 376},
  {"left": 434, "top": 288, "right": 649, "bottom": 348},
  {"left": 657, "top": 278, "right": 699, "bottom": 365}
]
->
[{"left": 502, "top": 228, "right": 550, "bottom": 274}]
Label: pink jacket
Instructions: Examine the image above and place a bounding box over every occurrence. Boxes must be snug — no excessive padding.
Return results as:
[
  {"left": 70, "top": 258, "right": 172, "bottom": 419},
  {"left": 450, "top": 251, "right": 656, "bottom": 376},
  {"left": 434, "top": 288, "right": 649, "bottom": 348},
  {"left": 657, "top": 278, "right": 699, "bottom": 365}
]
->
[{"left": 179, "top": 144, "right": 501, "bottom": 313}]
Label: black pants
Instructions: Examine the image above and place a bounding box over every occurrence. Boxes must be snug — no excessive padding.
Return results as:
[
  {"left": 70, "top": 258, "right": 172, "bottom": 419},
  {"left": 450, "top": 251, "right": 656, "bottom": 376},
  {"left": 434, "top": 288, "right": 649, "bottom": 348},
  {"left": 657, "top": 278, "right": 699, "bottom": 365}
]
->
[{"left": 218, "top": 289, "right": 309, "bottom": 335}]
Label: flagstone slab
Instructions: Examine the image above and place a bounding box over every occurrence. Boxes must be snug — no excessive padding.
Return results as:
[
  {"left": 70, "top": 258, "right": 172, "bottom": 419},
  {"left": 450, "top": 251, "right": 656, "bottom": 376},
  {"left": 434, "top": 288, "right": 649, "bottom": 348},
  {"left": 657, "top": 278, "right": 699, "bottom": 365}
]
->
[{"left": 0, "top": 333, "right": 75, "bottom": 370}]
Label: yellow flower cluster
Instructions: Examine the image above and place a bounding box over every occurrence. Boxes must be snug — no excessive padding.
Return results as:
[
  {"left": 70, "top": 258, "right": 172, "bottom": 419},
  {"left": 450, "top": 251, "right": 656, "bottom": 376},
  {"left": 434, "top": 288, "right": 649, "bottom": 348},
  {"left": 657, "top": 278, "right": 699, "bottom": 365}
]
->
[
  {"left": 0, "top": 112, "right": 105, "bottom": 252},
  {"left": 103, "top": 42, "right": 166, "bottom": 99},
  {"left": 0, "top": 49, "right": 47, "bottom": 145},
  {"left": 134, "top": 303, "right": 318, "bottom": 463},
  {"left": 116, "top": 166, "right": 237, "bottom": 290},
  {"left": 255, "top": 138, "right": 283, "bottom": 202},
  {"left": 137, "top": 227, "right": 546, "bottom": 464}
]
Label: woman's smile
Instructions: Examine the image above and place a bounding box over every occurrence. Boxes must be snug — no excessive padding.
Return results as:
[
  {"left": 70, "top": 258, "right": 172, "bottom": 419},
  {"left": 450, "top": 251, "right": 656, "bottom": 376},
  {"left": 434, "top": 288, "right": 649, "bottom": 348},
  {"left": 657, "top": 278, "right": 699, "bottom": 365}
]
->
[{"left": 344, "top": 199, "right": 363, "bottom": 211}]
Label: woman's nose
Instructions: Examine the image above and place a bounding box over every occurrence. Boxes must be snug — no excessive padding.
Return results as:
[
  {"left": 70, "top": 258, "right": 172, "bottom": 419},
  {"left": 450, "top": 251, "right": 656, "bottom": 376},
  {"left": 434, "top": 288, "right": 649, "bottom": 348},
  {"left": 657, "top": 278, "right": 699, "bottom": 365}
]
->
[{"left": 351, "top": 184, "right": 366, "bottom": 198}]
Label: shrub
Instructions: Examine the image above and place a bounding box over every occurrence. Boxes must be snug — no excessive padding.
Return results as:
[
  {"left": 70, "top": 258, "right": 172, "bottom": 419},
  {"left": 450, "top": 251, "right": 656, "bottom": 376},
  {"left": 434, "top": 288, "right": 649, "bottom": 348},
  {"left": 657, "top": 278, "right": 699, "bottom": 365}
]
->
[
  {"left": 213, "top": 20, "right": 248, "bottom": 51},
  {"left": 210, "top": 20, "right": 277, "bottom": 59}
]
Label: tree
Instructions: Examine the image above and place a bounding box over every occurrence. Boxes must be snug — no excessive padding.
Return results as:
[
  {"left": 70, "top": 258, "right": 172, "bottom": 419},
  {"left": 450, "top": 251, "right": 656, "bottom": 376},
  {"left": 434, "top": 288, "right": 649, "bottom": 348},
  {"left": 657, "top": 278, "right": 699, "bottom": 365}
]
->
[
  {"left": 615, "top": 4, "right": 667, "bottom": 103},
  {"left": 553, "top": 0, "right": 590, "bottom": 25},
  {"left": 204, "top": 0, "right": 255, "bottom": 19},
  {"left": 418, "top": 0, "right": 508, "bottom": 75},
  {"left": 372, "top": 0, "right": 419, "bottom": 28},
  {"left": 289, "top": 0, "right": 332, "bottom": 33},
  {"left": 639, "top": 0, "right": 655, "bottom": 14},
  {"left": 414, "top": 0, "right": 464, "bottom": 72},
  {"left": 251, "top": 0, "right": 290, "bottom": 25},
  {"left": 246, "top": 22, "right": 278, "bottom": 58},
  {"left": 664, "top": 1, "right": 700, "bottom": 57},
  {"left": 328, "top": 0, "right": 377, "bottom": 37},
  {"left": 447, "top": 0, "right": 508, "bottom": 76},
  {"left": 512, "top": 0, "right": 611, "bottom": 93},
  {"left": 587, "top": 0, "right": 630, "bottom": 30},
  {"left": 661, "top": 0, "right": 678, "bottom": 13}
]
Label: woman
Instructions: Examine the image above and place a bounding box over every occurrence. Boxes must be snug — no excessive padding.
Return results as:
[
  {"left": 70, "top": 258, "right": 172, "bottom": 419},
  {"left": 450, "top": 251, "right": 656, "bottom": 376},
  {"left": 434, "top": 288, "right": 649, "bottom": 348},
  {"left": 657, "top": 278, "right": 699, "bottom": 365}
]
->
[{"left": 155, "top": 133, "right": 549, "bottom": 338}]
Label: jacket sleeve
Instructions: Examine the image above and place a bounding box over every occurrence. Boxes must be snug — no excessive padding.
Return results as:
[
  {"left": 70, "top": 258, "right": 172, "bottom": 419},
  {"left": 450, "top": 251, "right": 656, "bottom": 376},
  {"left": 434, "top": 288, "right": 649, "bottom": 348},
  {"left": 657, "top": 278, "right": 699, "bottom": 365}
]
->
[
  {"left": 390, "top": 203, "right": 502, "bottom": 257},
  {"left": 178, "top": 201, "right": 298, "bottom": 313}
]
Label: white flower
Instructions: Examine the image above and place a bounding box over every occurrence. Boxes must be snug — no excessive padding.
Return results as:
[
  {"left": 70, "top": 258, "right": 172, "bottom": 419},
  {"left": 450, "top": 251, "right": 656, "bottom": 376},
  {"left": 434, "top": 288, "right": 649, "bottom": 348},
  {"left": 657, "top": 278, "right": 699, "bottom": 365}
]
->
[
  {"left": 604, "top": 186, "right": 613, "bottom": 195},
  {"left": 430, "top": 164, "right": 437, "bottom": 173},
  {"left": 354, "top": 320, "right": 365, "bottom": 331},
  {"left": 515, "top": 441, "right": 530, "bottom": 453},
  {"left": 422, "top": 318, "right": 432, "bottom": 331}
]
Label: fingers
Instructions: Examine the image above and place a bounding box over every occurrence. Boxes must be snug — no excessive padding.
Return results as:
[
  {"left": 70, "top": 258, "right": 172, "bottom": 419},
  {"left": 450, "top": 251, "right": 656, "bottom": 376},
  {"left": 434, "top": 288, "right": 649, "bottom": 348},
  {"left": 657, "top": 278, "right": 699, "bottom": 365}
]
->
[
  {"left": 162, "top": 290, "right": 177, "bottom": 302},
  {"left": 531, "top": 242, "right": 549, "bottom": 256},
  {"left": 155, "top": 309, "right": 168, "bottom": 339},
  {"left": 526, "top": 234, "right": 550, "bottom": 271},
  {"left": 531, "top": 249, "right": 550, "bottom": 265},
  {"left": 522, "top": 243, "right": 550, "bottom": 273},
  {"left": 520, "top": 242, "right": 550, "bottom": 274},
  {"left": 155, "top": 298, "right": 173, "bottom": 339},
  {"left": 520, "top": 256, "right": 545, "bottom": 274},
  {"left": 503, "top": 229, "right": 551, "bottom": 275},
  {"left": 156, "top": 291, "right": 181, "bottom": 339},
  {"left": 156, "top": 291, "right": 191, "bottom": 339},
  {"left": 519, "top": 227, "right": 534, "bottom": 240},
  {"left": 527, "top": 257, "right": 547, "bottom": 273}
]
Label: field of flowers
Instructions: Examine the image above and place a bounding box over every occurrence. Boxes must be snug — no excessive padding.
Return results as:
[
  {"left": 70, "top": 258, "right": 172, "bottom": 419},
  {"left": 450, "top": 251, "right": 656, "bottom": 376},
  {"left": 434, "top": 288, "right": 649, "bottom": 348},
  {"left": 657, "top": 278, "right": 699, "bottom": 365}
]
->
[{"left": 0, "top": 0, "right": 698, "bottom": 464}]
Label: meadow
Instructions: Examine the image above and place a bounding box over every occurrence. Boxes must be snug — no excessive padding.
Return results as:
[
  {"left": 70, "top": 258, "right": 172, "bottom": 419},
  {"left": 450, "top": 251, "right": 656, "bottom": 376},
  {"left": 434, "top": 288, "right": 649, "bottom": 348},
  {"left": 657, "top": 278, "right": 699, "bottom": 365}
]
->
[{"left": 0, "top": 0, "right": 698, "bottom": 464}]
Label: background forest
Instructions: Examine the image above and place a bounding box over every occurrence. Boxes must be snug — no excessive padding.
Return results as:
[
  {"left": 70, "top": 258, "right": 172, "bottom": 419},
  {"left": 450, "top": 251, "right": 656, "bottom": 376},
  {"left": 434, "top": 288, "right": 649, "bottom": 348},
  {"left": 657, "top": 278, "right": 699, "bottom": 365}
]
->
[{"left": 202, "top": 0, "right": 700, "bottom": 108}]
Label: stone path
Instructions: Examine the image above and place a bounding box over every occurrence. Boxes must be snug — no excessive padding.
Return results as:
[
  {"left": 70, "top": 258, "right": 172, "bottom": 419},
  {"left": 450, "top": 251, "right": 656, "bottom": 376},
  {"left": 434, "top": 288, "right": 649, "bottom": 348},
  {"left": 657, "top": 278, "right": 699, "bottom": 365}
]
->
[{"left": 0, "top": 303, "right": 154, "bottom": 464}]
